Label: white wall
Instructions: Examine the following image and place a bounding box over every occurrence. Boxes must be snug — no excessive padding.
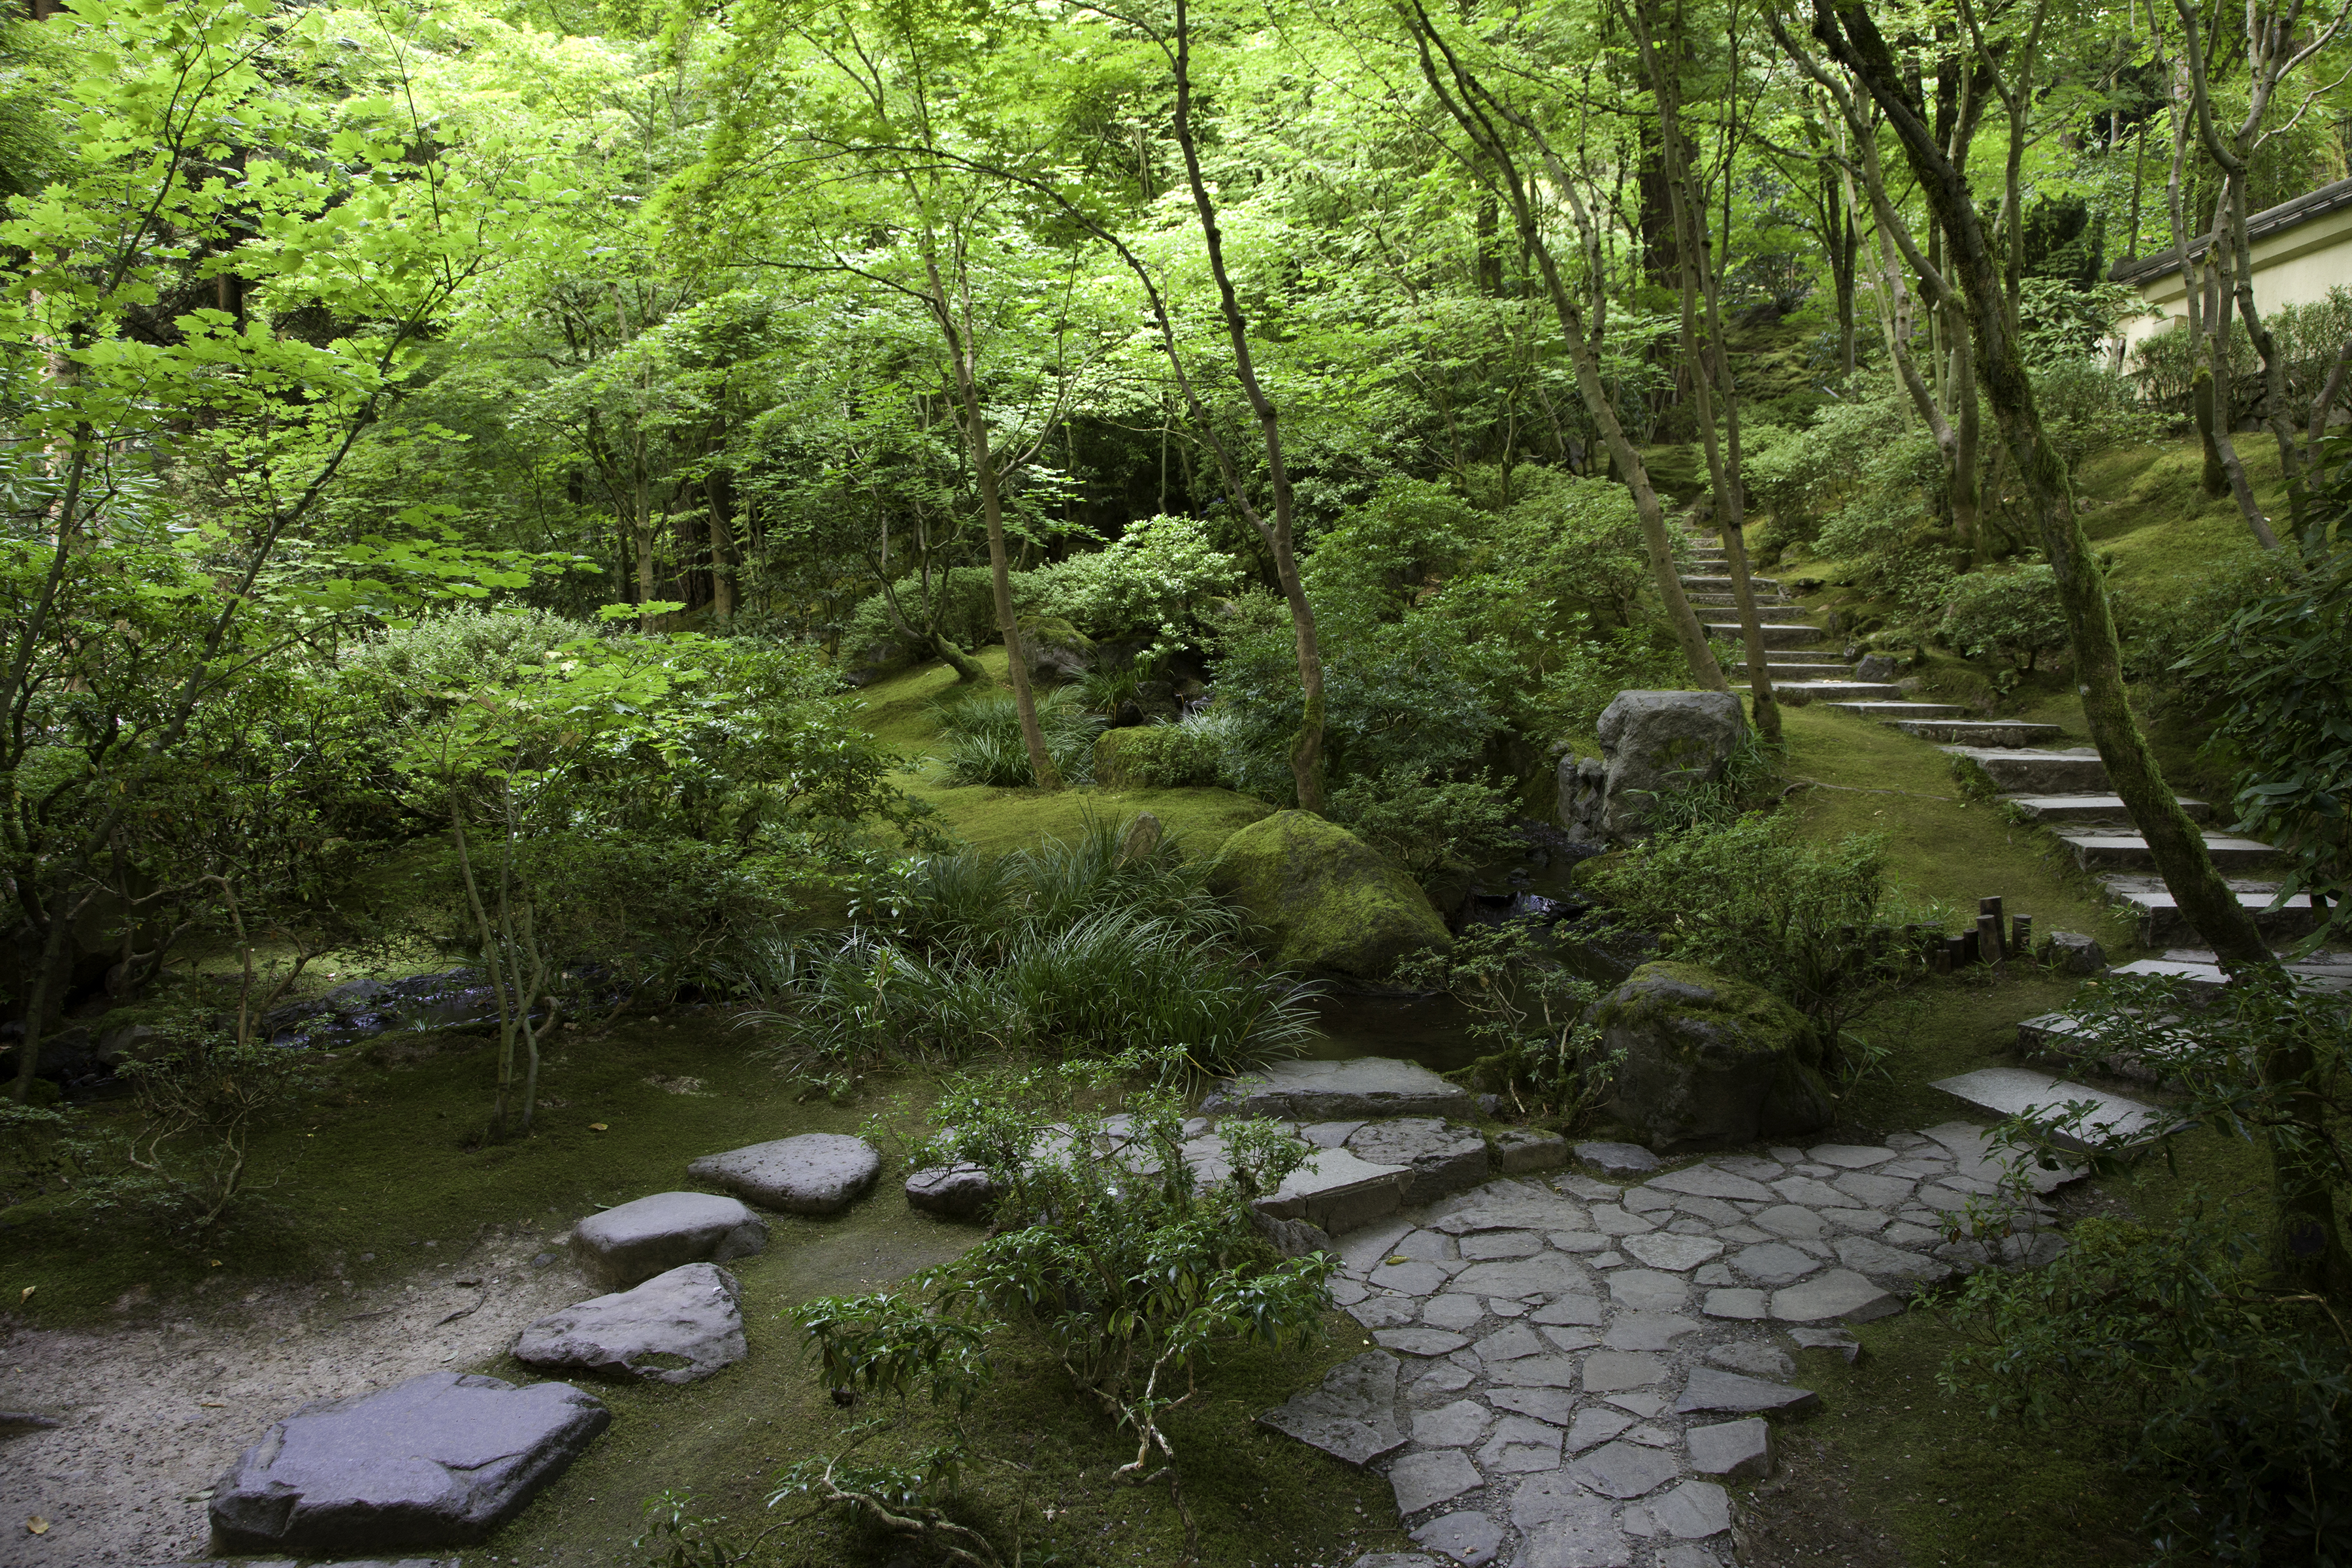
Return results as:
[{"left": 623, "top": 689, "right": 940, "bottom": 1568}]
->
[{"left": 2114, "top": 203, "right": 2352, "bottom": 360}]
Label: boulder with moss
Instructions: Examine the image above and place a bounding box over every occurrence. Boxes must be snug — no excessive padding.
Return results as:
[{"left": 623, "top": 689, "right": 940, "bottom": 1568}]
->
[
  {"left": 1596, "top": 960, "right": 1832, "bottom": 1152},
  {"left": 1207, "top": 810, "right": 1451, "bottom": 981},
  {"left": 1558, "top": 690, "right": 1748, "bottom": 844},
  {"left": 1096, "top": 724, "right": 1222, "bottom": 789},
  {"left": 1019, "top": 614, "right": 1095, "bottom": 681}
]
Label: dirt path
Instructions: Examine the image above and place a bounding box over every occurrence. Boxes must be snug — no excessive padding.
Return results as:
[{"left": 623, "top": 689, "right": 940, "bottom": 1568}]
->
[{"left": 0, "top": 1222, "right": 585, "bottom": 1568}]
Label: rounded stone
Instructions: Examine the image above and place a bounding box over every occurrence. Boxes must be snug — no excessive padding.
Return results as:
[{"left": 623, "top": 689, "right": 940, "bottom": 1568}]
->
[
  {"left": 568, "top": 1190, "right": 768, "bottom": 1290},
  {"left": 513, "top": 1263, "right": 745, "bottom": 1385},
  {"left": 905, "top": 1162, "right": 996, "bottom": 1221},
  {"left": 688, "top": 1133, "right": 881, "bottom": 1215}
]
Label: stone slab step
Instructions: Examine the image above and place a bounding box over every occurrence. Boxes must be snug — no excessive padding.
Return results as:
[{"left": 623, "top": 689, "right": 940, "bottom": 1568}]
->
[
  {"left": 1941, "top": 745, "right": 2110, "bottom": 792},
  {"left": 1887, "top": 719, "right": 2065, "bottom": 747},
  {"left": 1764, "top": 681, "right": 1904, "bottom": 702},
  {"left": 1930, "top": 1066, "right": 2179, "bottom": 1151},
  {"left": 1825, "top": 702, "right": 1970, "bottom": 719},
  {"left": 1762, "top": 657, "right": 1852, "bottom": 673},
  {"left": 2097, "top": 877, "right": 2325, "bottom": 945},
  {"left": 1680, "top": 575, "right": 1783, "bottom": 593},
  {"left": 1710, "top": 622, "right": 1821, "bottom": 647},
  {"left": 2056, "top": 830, "right": 2279, "bottom": 872},
  {"left": 1688, "top": 602, "right": 1812, "bottom": 621},
  {"left": 2102, "top": 956, "right": 2352, "bottom": 994},
  {"left": 2001, "top": 793, "right": 2212, "bottom": 824},
  {"left": 1205, "top": 1057, "right": 1475, "bottom": 1122}
]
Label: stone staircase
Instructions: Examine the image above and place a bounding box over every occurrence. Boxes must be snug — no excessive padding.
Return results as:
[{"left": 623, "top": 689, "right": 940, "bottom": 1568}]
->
[{"left": 1676, "top": 528, "right": 2323, "bottom": 951}]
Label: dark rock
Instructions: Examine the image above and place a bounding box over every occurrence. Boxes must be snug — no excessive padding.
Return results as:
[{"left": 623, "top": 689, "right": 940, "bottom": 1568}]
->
[
  {"left": 2039, "top": 931, "right": 2108, "bottom": 973},
  {"left": 1558, "top": 691, "right": 1750, "bottom": 845},
  {"left": 904, "top": 1163, "right": 996, "bottom": 1222},
  {"left": 206, "top": 1373, "right": 609, "bottom": 1554},
  {"left": 1598, "top": 962, "right": 1833, "bottom": 1154},
  {"left": 1854, "top": 653, "right": 1901, "bottom": 682},
  {"left": 512, "top": 1264, "right": 745, "bottom": 1385},
  {"left": 1256, "top": 1351, "right": 1406, "bottom": 1467},
  {"left": 569, "top": 1191, "right": 768, "bottom": 1290},
  {"left": 1574, "top": 1140, "right": 1659, "bottom": 1176}
]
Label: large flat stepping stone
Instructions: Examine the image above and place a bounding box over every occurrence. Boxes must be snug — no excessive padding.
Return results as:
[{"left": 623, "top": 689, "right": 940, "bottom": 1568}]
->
[
  {"left": 1510, "top": 1474, "right": 1635, "bottom": 1566},
  {"left": 1207, "top": 1057, "right": 1474, "bottom": 1120},
  {"left": 689, "top": 1132, "right": 881, "bottom": 1213},
  {"left": 1686, "top": 1416, "right": 1774, "bottom": 1478},
  {"left": 208, "top": 1373, "right": 610, "bottom": 1554},
  {"left": 1574, "top": 1141, "right": 1658, "bottom": 1176},
  {"left": 512, "top": 1263, "right": 745, "bottom": 1385},
  {"left": 569, "top": 1191, "right": 768, "bottom": 1290},
  {"left": 1767, "top": 1267, "right": 1898, "bottom": 1324},
  {"left": 1389, "top": 1448, "right": 1484, "bottom": 1514},
  {"left": 1256, "top": 1350, "right": 1406, "bottom": 1467},
  {"left": 1413, "top": 1511, "right": 1505, "bottom": 1566},
  {"left": 1931, "top": 1067, "right": 2176, "bottom": 1150},
  {"left": 1346, "top": 1119, "right": 1491, "bottom": 1203},
  {"left": 1254, "top": 1146, "right": 1412, "bottom": 1234},
  {"left": 1672, "top": 1366, "right": 1821, "bottom": 1418}
]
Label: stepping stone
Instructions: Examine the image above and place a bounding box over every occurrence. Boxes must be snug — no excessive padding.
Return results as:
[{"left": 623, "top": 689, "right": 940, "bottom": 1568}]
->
[
  {"left": 1753, "top": 1205, "right": 1829, "bottom": 1241},
  {"left": 1701, "top": 1287, "right": 1769, "bottom": 1320},
  {"left": 1591, "top": 1204, "right": 1659, "bottom": 1235},
  {"left": 1834, "top": 1235, "right": 1952, "bottom": 1284},
  {"left": 1767, "top": 679, "right": 1906, "bottom": 702},
  {"left": 1602, "top": 1311, "right": 1701, "bottom": 1351},
  {"left": 1422, "top": 1294, "right": 1486, "bottom": 1331},
  {"left": 689, "top": 1134, "right": 881, "bottom": 1215},
  {"left": 1686, "top": 1416, "right": 1774, "bottom": 1478},
  {"left": 1460, "top": 1230, "right": 1543, "bottom": 1260},
  {"left": 1579, "top": 1350, "right": 1665, "bottom": 1391},
  {"left": 569, "top": 1192, "right": 768, "bottom": 1291},
  {"left": 1942, "top": 745, "right": 2110, "bottom": 792},
  {"left": 1470, "top": 1322, "right": 1548, "bottom": 1362},
  {"left": 1833, "top": 1171, "right": 1914, "bottom": 1207},
  {"left": 1492, "top": 1127, "right": 1569, "bottom": 1172},
  {"left": 1413, "top": 1510, "right": 1505, "bottom": 1566},
  {"left": 1531, "top": 1295, "right": 1608, "bottom": 1326},
  {"left": 1371, "top": 1260, "right": 1454, "bottom": 1296},
  {"left": 1348, "top": 1120, "right": 1493, "bottom": 1204},
  {"left": 1563, "top": 1405, "right": 1637, "bottom": 1453},
  {"left": 1377, "top": 1328, "right": 1472, "bottom": 1357},
  {"left": 1483, "top": 1354, "right": 1583, "bottom": 1388},
  {"left": 1411, "top": 1399, "right": 1493, "bottom": 1447},
  {"left": 1574, "top": 1141, "right": 1658, "bottom": 1176},
  {"left": 1731, "top": 1242, "right": 1820, "bottom": 1286},
  {"left": 1452, "top": 1253, "right": 1591, "bottom": 1298},
  {"left": 1673, "top": 1367, "right": 1821, "bottom": 1418},
  {"left": 1620, "top": 1234, "right": 1724, "bottom": 1272},
  {"left": 512, "top": 1263, "right": 745, "bottom": 1386},
  {"left": 1645, "top": 1479, "right": 1733, "bottom": 1539},
  {"left": 1886, "top": 718, "right": 2063, "bottom": 746},
  {"left": 1491, "top": 1386, "right": 1580, "bottom": 1426},
  {"left": 1207, "top": 1058, "right": 1474, "bottom": 1120},
  {"left": 1302, "top": 1119, "right": 1369, "bottom": 1147},
  {"left": 1350, "top": 1295, "right": 1420, "bottom": 1330},
  {"left": 1569, "top": 1439, "right": 1679, "bottom": 1498},
  {"left": 1644, "top": 1166, "right": 1778, "bottom": 1203},
  {"left": 1767, "top": 1267, "right": 1898, "bottom": 1324},
  {"left": 1706, "top": 1342, "right": 1793, "bottom": 1380},
  {"left": 904, "top": 1163, "right": 995, "bottom": 1221},
  {"left": 2003, "top": 792, "right": 2211, "bottom": 823},
  {"left": 1510, "top": 1475, "right": 1634, "bottom": 1566},
  {"left": 1388, "top": 1449, "right": 1484, "bottom": 1514},
  {"left": 1257, "top": 1351, "right": 1407, "bottom": 1467},
  {"left": 1806, "top": 1144, "right": 1895, "bottom": 1169},
  {"left": 1931, "top": 1066, "right": 2177, "bottom": 1150},
  {"left": 1258, "top": 1147, "right": 1414, "bottom": 1234},
  {"left": 1788, "top": 1326, "right": 1864, "bottom": 1364},
  {"left": 207, "top": 1373, "right": 611, "bottom": 1554},
  {"left": 1607, "top": 1269, "right": 1690, "bottom": 1312},
  {"left": 1477, "top": 1414, "right": 1566, "bottom": 1473},
  {"left": 1412, "top": 1362, "right": 1478, "bottom": 1401}
]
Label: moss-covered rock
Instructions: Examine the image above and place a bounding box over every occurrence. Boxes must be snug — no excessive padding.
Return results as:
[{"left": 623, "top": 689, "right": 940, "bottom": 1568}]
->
[
  {"left": 1207, "top": 809, "right": 1452, "bottom": 981},
  {"left": 1595, "top": 960, "right": 1832, "bottom": 1153},
  {"left": 1018, "top": 614, "right": 1094, "bottom": 681},
  {"left": 1096, "top": 724, "right": 1222, "bottom": 789}
]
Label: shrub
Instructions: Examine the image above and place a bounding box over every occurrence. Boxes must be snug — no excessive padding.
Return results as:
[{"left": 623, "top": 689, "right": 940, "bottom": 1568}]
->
[
  {"left": 335, "top": 605, "right": 600, "bottom": 722},
  {"left": 1582, "top": 814, "right": 1931, "bottom": 1062},
  {"left": 1395, "top": 922, "right": 1615, "bottom": 1123},
  {"left": 1017, "top": 514, "right": 1245, "bottom": 640},
  {"left": 838, "top": 566, "right": 999, "bottom": 660},
  {"left": 1095, "top": 718, "right": 1226, "bottom": 789},
  {"left": 1326, "top": 766, "right": 1520, "bottom": 881},
  {"left": 1939, "top": 564, "right": 2069, "bottom": 672},
  {"left": 932, "top": 685, "right": 1102, "bottom": 787}
]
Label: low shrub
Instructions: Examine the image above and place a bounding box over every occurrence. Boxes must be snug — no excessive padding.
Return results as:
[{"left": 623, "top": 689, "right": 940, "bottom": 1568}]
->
[
  {"left": 1326, "top": 766, "right": 1520, "bottom": 881},
  {"left": 932, "top": 685, "right": 1102, "bottom": 786},
  {"left": 1938, "top": 563, "right": 2069, "bottom": 672},
  {"left": 1094, "top": 717, "right": 1226, "bottom": 789}
]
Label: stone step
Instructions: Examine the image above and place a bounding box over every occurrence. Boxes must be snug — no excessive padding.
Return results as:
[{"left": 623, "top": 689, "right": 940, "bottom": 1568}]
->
[
  {"left": 1886, "top": 719, "right": 2065, "bottom": 748},
  {"left": 1764, "top": 681, "right": 1905, "bottom": 702},
  {"left": 1709, "top": 621, "right": 1820, "bottom": 647},
  {"left": 1680, "top": 575, "right": 1783, "bottom": 593},
  {"left": 1762, "top": 655, "right": 1852, "bottom": 671},
  {"left": 1688, "top": 601, "right": 1812, "bottom": 621},
  {"left": 2000, "top": 793, "right": 2213, "bottom": 824},
  {"left": 1940, "top": 745, "right": 2110, "bottom": 792},
  {"left": 2098, "top": 876, "right": 2326, "bottom": 946},
  {"left": 2055, "top": 830, "right": 2280, "bottom": 873},
  {"left": 2102, "top": 956, "right": 2352, "bottom": 994},
  {"left": 1825, "top": 701, "right": 1970, "bottom": 719},
  {"left": 1930, "top": 1066, "right": 2178, "bottom": 1151}
]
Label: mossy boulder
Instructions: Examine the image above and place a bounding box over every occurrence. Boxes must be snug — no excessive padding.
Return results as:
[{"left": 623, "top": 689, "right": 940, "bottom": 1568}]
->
[
  {"left": 1595, "top": 960, "right": 1832, "bottom": 1154},
  {"left": 1018, "top": 614, "right": 1094, "bottom": 681},
  {"left": 1207, "top": 809, "right": 1451, "bottom": 981},
  {"left": 1096, "top": 724, "right": 1222, "bottom": 789}
]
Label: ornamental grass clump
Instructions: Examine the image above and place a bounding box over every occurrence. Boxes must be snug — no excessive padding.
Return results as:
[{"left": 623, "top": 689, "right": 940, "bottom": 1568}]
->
[{"left": 933, "top": 685, "right": 1101, "bottom": 786}]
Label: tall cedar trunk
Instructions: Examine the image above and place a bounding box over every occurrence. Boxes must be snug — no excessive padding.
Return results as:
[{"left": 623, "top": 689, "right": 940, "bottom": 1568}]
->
[
  {"left": 1812, "top": 0, "right": 2346, "bottom": 1298},
  {"left": 1404, "top": 1, "right": 1727, "bottom": 693},
  {"left": 923, "top": 252, "right": 1061, "bottom": 790},
  {"left": 1633, "top": 0, "right": 1778, "bottom": 740},
  {"left": 1171, "top": 0, "right": 1325, "bottom": 811}
]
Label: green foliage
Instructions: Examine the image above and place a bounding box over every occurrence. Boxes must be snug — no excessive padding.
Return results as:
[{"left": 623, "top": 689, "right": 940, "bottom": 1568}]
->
[
  {"left": 2131, "top": 286, "right": 2352, "bottom": 432},
  {"left": 1326, "top": 767, "right": 1520, "bottom": 881},
  {"left": 840, "top": 569, "right": 1000, "bottom": 662},
  {"left": 1939, "top": 563, "right": 2071, "bottom": 673},
  {"left": 1395, "top": 921, "right": 1614, "bottom": 1122},
  {"left": 1583, "top": 814, "right": 1930, "bottom": 1057},
  {"left": 1019, "top": 514, "right": 1244, "bottom": 641},
  {"left": 1094, "top": 717, "right": 1230, "bottom": 789},
  {"left": 933, "top": 685, "right": 1102, "bottom": 787},
  {"left": 2176, "top": 538, "right": 2352, "bottom": 944},
  {"left": 335, "top": 606, "right": 603, "bottom": 722},
  {"left": 1942, "top": 1205, "right": 2351, "bottom": 1567}
]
